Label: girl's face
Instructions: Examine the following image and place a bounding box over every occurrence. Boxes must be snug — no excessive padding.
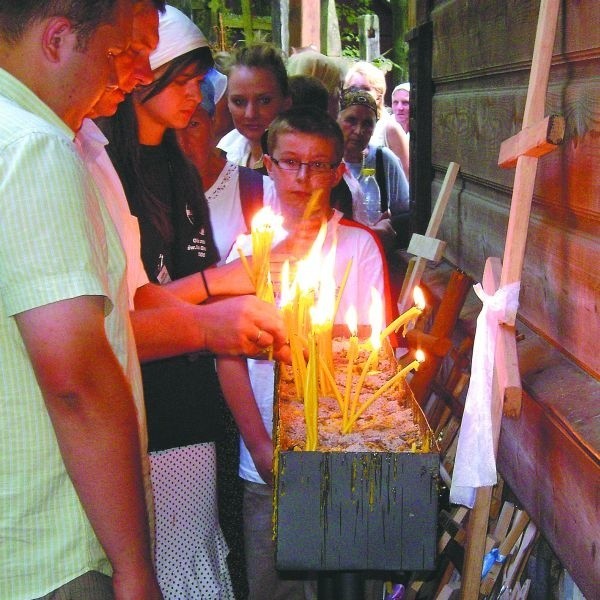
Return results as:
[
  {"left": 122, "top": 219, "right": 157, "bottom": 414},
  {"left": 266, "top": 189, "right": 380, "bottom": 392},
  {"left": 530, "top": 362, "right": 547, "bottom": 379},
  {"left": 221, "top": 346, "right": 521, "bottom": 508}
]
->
[
  {"left": 137, "top": 64, "right": 204, "bottom": 134},
  {"left": 227, "top": 66, "right": 290, "bottom": 144},
  {"left": 337, "top": 104, "right": 376, "bottom": 156}
]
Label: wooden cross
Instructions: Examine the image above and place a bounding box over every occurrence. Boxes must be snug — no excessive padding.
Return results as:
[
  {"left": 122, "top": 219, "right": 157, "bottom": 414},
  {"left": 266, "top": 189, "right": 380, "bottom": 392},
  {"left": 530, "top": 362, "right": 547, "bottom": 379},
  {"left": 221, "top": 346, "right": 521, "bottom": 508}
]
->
[
  {"left": 398, "top": 161, "right": 460, "bottom": 315},
  {"left": 459, "top": 1, "right": 564, "bottom": 598}
]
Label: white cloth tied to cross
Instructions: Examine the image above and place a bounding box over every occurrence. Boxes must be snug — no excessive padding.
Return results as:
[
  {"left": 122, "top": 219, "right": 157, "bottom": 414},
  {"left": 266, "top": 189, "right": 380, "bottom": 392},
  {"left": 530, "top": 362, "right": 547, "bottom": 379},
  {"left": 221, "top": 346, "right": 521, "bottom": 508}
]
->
[{"left": 449, "top": 280, "right": 520, "bottom": 508}]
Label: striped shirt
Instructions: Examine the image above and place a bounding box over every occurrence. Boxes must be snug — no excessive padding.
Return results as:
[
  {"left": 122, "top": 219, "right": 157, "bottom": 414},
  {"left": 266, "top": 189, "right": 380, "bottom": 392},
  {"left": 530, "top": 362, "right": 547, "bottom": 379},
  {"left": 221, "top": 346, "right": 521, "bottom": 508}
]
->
[{"left": 0, "top": 68, "right": 146, "bottom": 599}]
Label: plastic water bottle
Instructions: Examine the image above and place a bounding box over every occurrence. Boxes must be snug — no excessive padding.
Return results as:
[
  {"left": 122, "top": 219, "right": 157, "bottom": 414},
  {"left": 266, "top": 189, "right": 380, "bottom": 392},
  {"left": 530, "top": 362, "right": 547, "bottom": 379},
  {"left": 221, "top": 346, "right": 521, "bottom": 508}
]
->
[{"left": 355, "top": 168, "right": 382, "bottom": 226}]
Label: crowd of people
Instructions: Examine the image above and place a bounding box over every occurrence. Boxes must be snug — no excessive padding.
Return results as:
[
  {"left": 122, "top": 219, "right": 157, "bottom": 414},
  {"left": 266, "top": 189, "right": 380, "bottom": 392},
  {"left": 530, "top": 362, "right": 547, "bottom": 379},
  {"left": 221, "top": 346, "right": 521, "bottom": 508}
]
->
[{"left": 0, "top": 2, "right": 412, "bottom": 599}]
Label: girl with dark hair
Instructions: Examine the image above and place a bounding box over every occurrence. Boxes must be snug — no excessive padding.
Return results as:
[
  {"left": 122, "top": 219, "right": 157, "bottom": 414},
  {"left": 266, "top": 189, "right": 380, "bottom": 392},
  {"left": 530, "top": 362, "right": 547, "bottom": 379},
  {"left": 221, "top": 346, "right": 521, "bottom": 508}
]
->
[{"left": 101, "top": 7, "right": 242, "bottom": 599}]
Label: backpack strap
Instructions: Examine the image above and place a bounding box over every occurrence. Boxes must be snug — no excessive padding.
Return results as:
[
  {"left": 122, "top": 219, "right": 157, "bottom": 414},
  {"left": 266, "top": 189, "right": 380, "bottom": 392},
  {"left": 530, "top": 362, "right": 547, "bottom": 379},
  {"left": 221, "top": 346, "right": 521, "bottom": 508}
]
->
[
  {"left": 238, "top": 166, "right": 264, "bottom": 231},
  {"left": 375, "top": 147, "right": 388, "bottom": 213}
]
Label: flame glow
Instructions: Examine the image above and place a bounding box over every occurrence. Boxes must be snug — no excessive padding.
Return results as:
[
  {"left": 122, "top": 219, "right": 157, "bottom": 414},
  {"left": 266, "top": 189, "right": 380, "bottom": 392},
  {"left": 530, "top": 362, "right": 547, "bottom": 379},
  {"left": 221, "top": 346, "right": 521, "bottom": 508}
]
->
[
  {"left": 413, "top": 286, "right": 426, "bottom": 310},
  {"left": 251, "top": 205, "right": 285, "bottom": 232}
]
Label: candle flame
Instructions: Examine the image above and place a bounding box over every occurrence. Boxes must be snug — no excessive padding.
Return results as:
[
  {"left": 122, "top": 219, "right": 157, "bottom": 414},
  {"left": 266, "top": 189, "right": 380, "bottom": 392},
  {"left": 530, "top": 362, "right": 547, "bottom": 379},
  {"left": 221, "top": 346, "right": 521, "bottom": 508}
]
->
[
  {"left": 413, "top": 286, "right": 426, "bottom": 310},
  {"left": 368, "top": 287, "right": 383, "bottom": 350},
  {"left": 295, "top": 220, "right": 327, "bottom": 293},
  {"left": 416, "top": 349, "right": 425, "bottom": 362},
  {"left": 345, "top": 306, "right": 357, "bottom": 336},
  {"left": 251, "top": 205, "right": 285, "bottom": 232}
]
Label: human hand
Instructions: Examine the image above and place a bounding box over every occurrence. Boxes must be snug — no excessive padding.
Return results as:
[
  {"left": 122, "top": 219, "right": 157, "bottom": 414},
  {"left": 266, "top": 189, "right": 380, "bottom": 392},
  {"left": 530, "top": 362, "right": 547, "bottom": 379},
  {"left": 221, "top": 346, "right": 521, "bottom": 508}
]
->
[
  {"left": 199, "top": 295, "right": 291, "bottom": 362},
  {"left": 206, "top": 259, "right": 255, "bottom": 297}
]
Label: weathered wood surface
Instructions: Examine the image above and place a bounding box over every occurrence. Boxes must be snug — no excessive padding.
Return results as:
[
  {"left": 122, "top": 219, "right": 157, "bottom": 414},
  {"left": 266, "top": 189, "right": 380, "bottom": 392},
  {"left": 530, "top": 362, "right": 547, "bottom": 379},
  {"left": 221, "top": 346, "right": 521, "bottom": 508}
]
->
[
  {"left": 413, "top": 257, "right": 600, "bottom": 600},
  {"left": 431, "top": 1, "right": 600, "bottom": 77},
  {"left": 428, "top": 0, "right": 600, "bottom": 377},
  {"left": 438, "top": 177, "right": 599, "bottom": 377}
]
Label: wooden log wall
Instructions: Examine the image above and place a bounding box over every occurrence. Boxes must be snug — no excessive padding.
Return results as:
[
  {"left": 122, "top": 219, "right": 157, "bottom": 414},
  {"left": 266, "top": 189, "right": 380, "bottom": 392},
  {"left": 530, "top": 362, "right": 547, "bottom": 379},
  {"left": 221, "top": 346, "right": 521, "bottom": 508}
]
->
[
  {"left": 424, "top": 0, "right": 600, "bottom": 377},
  {"left": 410, "top": 1, "right": 600, "bottom": 597}
]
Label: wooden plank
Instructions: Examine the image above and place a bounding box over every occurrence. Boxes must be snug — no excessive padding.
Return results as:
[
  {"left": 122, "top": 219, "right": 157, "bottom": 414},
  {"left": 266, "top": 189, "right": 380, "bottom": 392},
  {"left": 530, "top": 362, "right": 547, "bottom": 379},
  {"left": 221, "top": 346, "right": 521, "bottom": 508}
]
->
[
  {"left": 482, "top": 257, "right": 523, "bottom": 417},
  {"left": 497, "top": 387, "right": 600, "bottom": 600},
  {"left": 432, "top": 2, "right": 600, "bottom": 79},
  {"left": 498, "top": 114, "right": 565, "bottom": 168},
  {"left": 406, "top": 233, "right": 446, "bottom": 262},
  {"left": 219, "top": 14, "right": 271, "bottom": 31},
  {"left": 460, "top": 3, "right": 562, "bottom": 596},
  {"left": 358, "top": 14, "right": 380, "bottom": 62},
  {"left": 398, "top": 162, "right": 460, "bottom": 313},
  {"left": 288, "top": 0, "right": 321, "bottom": 50},
  {"left": 439, "top": 184, "right": 600, "bottom": 377}
]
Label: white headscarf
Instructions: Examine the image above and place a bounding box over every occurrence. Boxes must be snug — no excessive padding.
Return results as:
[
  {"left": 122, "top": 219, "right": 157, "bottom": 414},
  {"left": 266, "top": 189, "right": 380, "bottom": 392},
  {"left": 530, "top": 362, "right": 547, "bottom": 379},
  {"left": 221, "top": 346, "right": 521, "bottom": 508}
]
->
[{"left": 150, "top": 5, "right": 209, "bottom": 71}]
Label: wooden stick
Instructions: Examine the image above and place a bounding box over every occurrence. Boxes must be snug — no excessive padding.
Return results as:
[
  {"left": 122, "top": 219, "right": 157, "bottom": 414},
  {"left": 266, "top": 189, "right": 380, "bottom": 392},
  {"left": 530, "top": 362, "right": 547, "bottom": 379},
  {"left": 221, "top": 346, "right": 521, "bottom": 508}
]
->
[
  {"left": 482, "top": 257, "right": 523, "bottom": 417},
  {"left": 398, "top": 162, "right": 460, "bottom": 313},
  {"left": 498, "top": 114, "right": 565, "bottom": 168}
]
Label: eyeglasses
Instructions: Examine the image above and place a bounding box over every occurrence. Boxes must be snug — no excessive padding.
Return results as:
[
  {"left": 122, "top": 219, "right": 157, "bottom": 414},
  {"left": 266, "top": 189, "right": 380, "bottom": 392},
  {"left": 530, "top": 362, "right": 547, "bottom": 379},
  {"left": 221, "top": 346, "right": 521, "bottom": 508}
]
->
[{"left": 270, "top": 157, "right": 339, "bottom": 174}]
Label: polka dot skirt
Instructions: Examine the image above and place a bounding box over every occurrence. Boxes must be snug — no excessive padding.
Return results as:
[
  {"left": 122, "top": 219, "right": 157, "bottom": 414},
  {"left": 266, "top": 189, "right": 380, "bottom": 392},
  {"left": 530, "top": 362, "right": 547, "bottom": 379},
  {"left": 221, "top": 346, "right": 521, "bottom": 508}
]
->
[{"left": 150, "top": 443, "right": 235, "bottom": 599}]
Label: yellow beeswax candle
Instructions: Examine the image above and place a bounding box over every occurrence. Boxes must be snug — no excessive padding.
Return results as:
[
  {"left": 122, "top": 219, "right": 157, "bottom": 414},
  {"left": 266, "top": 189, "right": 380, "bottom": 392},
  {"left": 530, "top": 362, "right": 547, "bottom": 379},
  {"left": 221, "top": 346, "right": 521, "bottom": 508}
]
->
[
  {"left": 380, "top": 286, "right": 426, "bottom": 341},
  {"left": 345, "top": 351, "right": 425, "bottom": 430},
  {"left": 342, "top": 306, "right": 358, "bottom": 428}
]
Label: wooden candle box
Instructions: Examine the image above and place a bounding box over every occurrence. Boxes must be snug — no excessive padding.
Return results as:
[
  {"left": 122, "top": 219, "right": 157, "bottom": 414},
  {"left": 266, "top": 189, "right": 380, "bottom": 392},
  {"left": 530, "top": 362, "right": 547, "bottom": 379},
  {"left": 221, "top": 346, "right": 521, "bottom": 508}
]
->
[{"left": 273, "top": 361, "right": 440, "bottom": 572}]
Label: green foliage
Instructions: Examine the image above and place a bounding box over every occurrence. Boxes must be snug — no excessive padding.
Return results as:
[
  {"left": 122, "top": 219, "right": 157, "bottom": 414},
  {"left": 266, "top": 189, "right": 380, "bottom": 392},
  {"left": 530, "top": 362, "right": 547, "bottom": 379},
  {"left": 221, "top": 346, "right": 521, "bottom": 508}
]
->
[{"left": 338, "top": 0, "right": 403, "bottom": 75}]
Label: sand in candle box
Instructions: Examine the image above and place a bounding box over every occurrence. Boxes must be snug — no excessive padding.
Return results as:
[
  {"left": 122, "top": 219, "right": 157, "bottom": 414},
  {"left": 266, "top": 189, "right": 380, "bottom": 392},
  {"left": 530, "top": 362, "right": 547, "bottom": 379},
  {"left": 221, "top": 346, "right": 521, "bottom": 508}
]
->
[
  {"left": 274, "top": 337, "right": 439, "bottom": 572},
  {"left": 276, "top": 337, "right": 431, "bottom": 452}
]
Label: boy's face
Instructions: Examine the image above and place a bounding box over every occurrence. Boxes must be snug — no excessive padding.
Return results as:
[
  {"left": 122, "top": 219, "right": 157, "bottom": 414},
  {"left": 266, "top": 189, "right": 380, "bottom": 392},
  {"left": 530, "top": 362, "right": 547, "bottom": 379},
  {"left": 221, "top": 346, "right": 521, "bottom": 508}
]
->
[{"left": 264, "top": 131, "right": 344, "bottom": 225}]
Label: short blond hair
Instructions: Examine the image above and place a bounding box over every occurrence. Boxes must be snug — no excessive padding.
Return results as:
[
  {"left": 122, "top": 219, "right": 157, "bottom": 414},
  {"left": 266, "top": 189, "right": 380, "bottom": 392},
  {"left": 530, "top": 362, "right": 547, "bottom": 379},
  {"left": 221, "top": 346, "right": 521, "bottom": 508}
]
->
[
  {"left": 287, "top": 50, "right": 343, "bottom": 96},
  {"left": 343, "top": 61, "right": 387, "bottom": 113}
]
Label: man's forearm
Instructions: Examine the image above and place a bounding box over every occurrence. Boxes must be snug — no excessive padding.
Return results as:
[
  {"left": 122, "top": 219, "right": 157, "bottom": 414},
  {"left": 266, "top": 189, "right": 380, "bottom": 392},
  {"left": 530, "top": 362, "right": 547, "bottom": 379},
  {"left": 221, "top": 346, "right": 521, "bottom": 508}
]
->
[
  {"left": 44, "top": 351, "right": 155, "bottom": 583},
  {"left": 15, "top": 297, "right": 158, "bottom": 594}
]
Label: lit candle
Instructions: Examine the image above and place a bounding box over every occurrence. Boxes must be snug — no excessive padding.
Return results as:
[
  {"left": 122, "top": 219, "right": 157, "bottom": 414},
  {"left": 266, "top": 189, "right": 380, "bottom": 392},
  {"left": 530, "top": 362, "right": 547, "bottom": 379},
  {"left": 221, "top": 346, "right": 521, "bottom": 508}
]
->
[
  {"left": 236, "top": 234, "right": 254, "bottom": 283},
  {"left": 342, "top": 306, "right": 358, "bottom": 428},
  {"left": 380, "top": 286, "right": 426, "bottom": 341},
  {"left": 345, "top": 350, "right": 425, "bottom": 431},
  {"left": 250, "top": 206, "right": 284, "bottom": 303},
  {"left": 348, "top": 288, "right": 383, "bottom": 424}
]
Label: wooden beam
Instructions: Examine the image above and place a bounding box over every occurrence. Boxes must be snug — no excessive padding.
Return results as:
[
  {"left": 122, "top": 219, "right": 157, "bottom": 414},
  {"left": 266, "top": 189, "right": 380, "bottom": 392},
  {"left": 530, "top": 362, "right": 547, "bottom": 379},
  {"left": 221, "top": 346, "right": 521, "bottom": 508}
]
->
[
  {"left": 398, "top": 162, "right": 460, "bottom": 313},
  {"left": 288, "top": 0, "right": 321, "bottom": 50},
  {"left": 406, "top": 233, "right": 446, "bottom": 262},
  {"left": 498, "top": 114, "right": 565, "bottom": 168},
  {"left": 482, "top": 258, "right": 522, "bottom": 418}
]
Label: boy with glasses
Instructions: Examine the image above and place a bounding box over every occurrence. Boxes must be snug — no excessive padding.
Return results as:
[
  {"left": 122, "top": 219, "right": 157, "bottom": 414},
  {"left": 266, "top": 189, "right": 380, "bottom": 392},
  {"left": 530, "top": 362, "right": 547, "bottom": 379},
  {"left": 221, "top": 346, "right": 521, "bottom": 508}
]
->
[{"left": 222, "top": 106, "right": 393, "bottom": 599}]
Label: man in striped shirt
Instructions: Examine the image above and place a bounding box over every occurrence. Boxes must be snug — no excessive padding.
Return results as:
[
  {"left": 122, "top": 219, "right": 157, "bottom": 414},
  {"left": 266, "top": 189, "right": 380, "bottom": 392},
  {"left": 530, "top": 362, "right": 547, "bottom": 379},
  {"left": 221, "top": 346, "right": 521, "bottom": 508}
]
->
[{"left": 0, "top": 2, "right": 161, "bottom": 598}]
